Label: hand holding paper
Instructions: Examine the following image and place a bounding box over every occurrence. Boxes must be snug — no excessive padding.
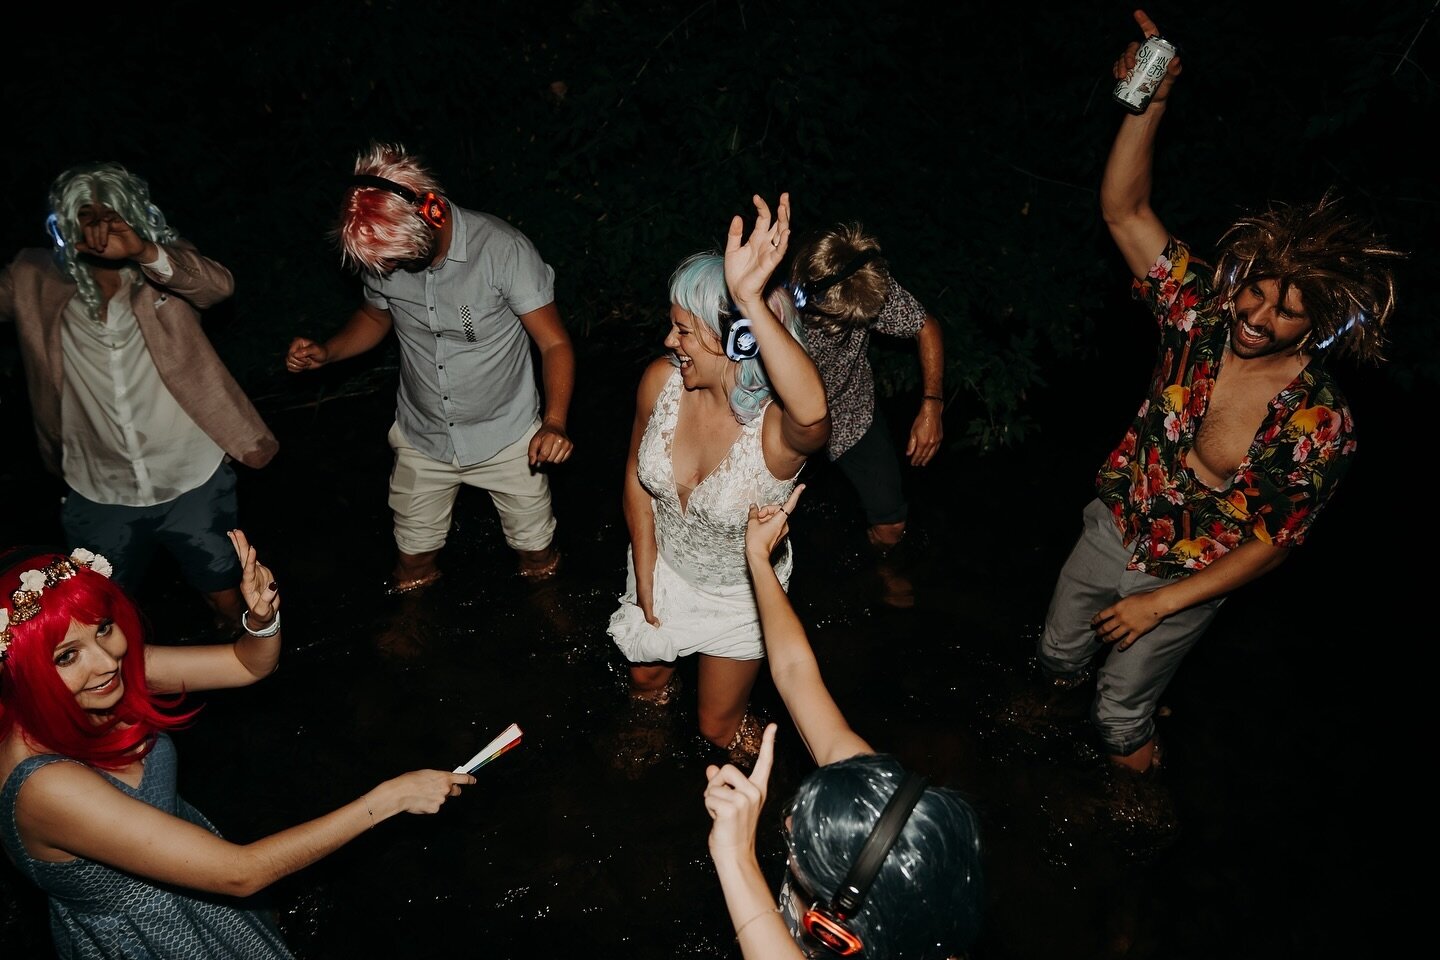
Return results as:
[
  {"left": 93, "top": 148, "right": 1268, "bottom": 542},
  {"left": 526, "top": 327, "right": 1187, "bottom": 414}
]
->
[{"left": 454, "top": 722, "right": 523, "bottom": 774}]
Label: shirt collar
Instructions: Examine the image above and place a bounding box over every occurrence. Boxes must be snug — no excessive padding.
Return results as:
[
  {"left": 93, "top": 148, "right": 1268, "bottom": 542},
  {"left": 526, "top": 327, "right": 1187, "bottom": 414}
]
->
[{"left": 439, "top": 204, "right": 469, "bottom": 268}]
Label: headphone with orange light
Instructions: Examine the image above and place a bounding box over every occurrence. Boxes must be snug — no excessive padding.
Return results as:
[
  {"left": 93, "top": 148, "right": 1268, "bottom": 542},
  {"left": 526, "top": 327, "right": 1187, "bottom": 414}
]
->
[
  {"left": 798, "top": 770, "right": 929, "bottom": 956},
  {"left": 350, "top": 174, "right": 449, "bottom": 229}
]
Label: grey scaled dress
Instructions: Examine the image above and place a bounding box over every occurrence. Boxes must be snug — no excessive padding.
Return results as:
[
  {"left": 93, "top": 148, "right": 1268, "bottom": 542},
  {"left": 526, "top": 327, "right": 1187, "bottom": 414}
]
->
[{"left": 1, "top": 732, "right": 294, "bottom": 959}]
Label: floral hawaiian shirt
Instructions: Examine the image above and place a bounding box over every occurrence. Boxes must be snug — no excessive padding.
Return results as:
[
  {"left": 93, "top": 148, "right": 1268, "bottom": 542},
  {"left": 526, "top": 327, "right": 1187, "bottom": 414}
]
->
[{"left": 1094, "top": 239, "right": 1357, "bottom": 580}]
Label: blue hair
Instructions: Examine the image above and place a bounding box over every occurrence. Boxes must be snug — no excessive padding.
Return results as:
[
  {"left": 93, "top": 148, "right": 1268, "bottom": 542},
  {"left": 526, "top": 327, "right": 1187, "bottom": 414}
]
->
[
  {"left": 787, "top": 754, "right": 984, "bottom": 959},
  {"left": 668, "top": 252, "right": 808, "bottom": 424}
]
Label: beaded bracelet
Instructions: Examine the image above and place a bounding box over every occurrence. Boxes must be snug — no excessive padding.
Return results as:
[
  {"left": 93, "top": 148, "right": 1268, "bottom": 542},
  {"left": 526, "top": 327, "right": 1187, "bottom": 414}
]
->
[{"left": 241, "top": 609, "right": 281, "bottom": 638}]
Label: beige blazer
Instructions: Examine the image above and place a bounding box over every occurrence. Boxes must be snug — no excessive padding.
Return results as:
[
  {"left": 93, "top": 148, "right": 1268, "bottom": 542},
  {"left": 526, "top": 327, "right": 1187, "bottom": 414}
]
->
[{"left": 0, "top": 242, "right": 278, "bottom": 477}]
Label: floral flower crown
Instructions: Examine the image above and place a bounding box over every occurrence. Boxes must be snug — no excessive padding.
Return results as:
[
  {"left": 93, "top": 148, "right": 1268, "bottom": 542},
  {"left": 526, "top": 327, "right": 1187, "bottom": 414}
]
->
[{"left": 0, "top": 549, "right": 113, "bottom": 663}]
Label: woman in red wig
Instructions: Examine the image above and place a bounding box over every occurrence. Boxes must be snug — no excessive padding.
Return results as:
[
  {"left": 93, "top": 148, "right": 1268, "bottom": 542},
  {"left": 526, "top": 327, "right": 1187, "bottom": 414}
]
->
[{"left": 0, "top": 530, "right": 474, "bottom": 959}]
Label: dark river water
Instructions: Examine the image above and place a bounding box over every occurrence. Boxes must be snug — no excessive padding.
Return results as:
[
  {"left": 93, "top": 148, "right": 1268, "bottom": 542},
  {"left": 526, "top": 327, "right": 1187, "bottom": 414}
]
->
[{"left": 0, "top": 347, "right": 1405, "bottom": 959}]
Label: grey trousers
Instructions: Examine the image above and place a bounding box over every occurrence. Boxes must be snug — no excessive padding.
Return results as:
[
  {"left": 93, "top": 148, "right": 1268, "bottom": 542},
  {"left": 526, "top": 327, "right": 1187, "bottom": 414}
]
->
[{"left": 1038, "top": 498, "right": 1224, "bottom": 756}]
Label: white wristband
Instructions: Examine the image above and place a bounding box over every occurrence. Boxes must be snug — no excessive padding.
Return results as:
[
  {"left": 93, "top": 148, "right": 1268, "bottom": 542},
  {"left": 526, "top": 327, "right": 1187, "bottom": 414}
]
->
[{"left": 241, "top": 609, "right": 281, "bottom": 638}]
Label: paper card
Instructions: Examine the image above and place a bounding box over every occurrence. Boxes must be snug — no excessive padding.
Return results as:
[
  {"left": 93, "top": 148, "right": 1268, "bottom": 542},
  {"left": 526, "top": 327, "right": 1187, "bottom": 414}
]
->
[{"left": 453, "top": 722, "right": 523, "bottom": 774}]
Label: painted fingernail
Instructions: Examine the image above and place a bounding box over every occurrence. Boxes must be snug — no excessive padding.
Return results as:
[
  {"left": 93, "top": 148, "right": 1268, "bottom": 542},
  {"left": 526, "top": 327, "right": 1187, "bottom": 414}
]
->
[{"left": 268, "top": 581, "right": 278, "bottom": 592}]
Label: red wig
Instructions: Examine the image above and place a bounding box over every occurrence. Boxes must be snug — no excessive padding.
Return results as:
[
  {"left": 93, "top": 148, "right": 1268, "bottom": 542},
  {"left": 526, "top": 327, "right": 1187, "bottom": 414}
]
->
[{"left": 0, "top": 553, "right": 198, "bottom": 768}]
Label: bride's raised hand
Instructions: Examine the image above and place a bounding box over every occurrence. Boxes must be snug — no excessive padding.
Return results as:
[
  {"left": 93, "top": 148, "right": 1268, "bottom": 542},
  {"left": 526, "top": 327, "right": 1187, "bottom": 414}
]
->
[{"left": 724, "top": 192, "right": 790, "bottom": 307}]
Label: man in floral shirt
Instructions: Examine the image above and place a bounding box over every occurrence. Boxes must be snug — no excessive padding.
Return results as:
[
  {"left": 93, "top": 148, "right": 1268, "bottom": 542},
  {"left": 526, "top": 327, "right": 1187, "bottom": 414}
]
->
[{"left": 1036, "top": 9, "right": 1403, "bottom": 778}]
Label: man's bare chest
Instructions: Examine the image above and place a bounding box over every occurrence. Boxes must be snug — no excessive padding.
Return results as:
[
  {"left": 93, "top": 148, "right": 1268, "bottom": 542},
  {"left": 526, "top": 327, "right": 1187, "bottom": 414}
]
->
[{"left": 1191, "top": 362, "right": 1298, "bottom": 488}]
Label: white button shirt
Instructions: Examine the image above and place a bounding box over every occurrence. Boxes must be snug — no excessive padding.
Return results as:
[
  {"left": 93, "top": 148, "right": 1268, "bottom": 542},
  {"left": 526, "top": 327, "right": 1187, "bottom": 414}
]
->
[{"left": 59, "top": 249, "right": 224, "bottom": 506}]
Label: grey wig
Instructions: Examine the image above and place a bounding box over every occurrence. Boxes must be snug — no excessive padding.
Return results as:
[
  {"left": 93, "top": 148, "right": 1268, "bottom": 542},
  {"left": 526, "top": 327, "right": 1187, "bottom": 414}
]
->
[{"left": 48, "top": 162, "right": 177, "bottom": 323}]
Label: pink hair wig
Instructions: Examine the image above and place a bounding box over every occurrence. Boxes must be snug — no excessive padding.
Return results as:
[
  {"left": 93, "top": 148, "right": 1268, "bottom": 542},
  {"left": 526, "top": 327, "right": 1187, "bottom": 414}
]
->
[{"left": 332, "top": 141, "right": 446, "bottom": 276}]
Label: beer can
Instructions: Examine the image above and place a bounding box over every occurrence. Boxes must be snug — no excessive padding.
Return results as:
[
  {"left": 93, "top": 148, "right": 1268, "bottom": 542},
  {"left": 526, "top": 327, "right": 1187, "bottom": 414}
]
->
[{"left": 1113, "top": 34, "right": 1178, "bottom": 114}]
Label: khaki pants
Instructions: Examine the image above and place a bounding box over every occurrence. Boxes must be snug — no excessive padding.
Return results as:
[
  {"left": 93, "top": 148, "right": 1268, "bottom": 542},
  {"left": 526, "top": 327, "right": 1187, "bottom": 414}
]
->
[{"left": 387, "top": 421, "right": 556, "bottom": 555}]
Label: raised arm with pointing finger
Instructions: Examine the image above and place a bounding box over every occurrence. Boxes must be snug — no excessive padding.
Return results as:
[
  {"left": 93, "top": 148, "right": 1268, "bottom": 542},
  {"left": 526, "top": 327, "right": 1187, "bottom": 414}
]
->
[{"left": 700, "top": 485, "right": 983, "bottom": 959}]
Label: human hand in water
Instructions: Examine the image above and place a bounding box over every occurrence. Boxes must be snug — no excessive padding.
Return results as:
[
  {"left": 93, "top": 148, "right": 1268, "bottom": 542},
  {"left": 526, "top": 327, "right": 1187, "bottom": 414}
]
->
[{"left": 704, "top": 722, "right": 777, "bottom": 863}]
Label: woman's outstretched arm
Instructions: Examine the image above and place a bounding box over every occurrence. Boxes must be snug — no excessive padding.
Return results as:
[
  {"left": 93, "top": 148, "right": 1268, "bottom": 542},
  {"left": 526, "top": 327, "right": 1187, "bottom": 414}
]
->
[{"left": 744, "top": 485, "right": 872, "bottom": 766}]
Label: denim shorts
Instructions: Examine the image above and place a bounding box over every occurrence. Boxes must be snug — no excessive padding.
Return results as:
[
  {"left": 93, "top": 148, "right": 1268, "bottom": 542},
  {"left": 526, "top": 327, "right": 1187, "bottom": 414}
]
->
[{"left": 60, "top": 460, "right": 241, "bottom": 593}]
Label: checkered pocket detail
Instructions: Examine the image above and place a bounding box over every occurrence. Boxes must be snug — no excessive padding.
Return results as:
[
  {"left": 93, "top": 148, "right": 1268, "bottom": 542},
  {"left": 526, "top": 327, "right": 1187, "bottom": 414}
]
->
[{"left": 460, "top": 304, "right": 477, "bottom": 342}]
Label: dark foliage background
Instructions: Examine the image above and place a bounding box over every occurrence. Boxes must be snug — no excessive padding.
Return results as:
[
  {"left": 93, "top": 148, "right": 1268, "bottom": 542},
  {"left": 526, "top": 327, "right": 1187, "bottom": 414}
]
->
[{"left": 4, "top": 0, "right": 1435, "bottom": 451}]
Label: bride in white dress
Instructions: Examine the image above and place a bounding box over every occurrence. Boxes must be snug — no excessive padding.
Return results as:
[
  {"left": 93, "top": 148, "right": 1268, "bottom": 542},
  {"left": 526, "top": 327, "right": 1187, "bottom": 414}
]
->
[{"left": 607, "top": 193, "right": 830, "bottom": 765}]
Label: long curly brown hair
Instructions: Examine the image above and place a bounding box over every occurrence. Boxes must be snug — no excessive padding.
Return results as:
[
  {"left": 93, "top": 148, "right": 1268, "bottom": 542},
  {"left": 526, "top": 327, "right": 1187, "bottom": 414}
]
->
[{"left": 1212, "top": 191, "right": 1404, "bottom": 364}]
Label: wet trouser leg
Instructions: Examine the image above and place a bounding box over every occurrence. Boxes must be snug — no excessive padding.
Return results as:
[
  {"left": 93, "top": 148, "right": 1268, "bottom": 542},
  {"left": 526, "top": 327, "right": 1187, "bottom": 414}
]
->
[{"left": 1038, "top": 498, "right": 1224, "bottom": 756}]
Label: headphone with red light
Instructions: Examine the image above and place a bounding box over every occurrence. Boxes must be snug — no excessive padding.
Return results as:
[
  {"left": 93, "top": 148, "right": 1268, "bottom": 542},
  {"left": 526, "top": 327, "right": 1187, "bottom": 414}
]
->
[
  {"left": 799, "top": 770, "right": 929, "bottom": 956},
  {"left": 350, "top": 174, "right": 449, "bottom": 229}
]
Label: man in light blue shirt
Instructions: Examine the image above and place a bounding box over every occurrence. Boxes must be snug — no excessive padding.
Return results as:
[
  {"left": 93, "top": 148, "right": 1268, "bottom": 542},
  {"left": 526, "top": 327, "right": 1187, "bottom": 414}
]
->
[{"left": 286, "top": 142, "right": 574, "bottom": 592}]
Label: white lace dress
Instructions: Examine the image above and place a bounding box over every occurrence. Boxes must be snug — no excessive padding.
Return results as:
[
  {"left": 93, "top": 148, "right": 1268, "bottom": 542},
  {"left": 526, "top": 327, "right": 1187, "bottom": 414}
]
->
[{"left": 608, "top": 368, "right": 799, "bottom": 663}]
